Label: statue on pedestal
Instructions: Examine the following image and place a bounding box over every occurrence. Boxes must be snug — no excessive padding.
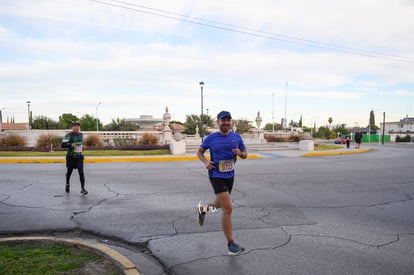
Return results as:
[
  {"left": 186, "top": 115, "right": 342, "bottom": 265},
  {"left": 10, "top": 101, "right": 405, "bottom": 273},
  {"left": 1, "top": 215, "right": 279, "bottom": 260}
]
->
[
  {"left": 195, "top": 125, "right": 200, "bottom": 137},
  {"left": 253, "top": 110, "right": 266, "bottom": 144},
  {"left": 163, "top": 106, "right": 171, "bottom": 130},
  {"left": 255, "top": 111, "right": 262, "bottom": 130},
  {"left": 162, "top": 106, "right": 173, "bottom": 144}
]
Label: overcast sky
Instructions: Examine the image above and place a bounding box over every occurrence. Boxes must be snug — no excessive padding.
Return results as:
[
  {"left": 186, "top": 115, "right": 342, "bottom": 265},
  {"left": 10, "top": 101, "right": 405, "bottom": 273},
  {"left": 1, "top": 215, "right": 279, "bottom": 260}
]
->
[{"left": 1, "top": 0, "right": 413, "bottom": 129}]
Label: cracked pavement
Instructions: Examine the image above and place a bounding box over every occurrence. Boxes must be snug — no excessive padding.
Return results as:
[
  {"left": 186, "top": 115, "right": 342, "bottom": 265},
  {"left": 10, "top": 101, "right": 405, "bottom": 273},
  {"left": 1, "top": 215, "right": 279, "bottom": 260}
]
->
[{"left": 1, "top": 144, "right": 414, "bottom": 274}]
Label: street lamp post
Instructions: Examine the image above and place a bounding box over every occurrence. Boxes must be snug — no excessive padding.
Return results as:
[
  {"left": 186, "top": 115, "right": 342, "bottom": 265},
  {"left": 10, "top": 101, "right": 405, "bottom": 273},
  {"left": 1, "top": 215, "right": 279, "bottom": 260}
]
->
[
  {"left": 199, "top": 81, "right": 204, "bottom": 140},
  {"left": 283, "top": 82, "right": 288, "bottom": 131},
  {"left": 26, "top": 101, "right": 31, "bottom": 131},
  {"left": 95, "top": 102, "right": 102, "bottom": 131},
  {"left": 272, "top": 92, "right": 275, "bottom": 133},
  {"left": 381, "top": 112, "right": 386, "bottom": 145},
  {"left": 0, "top": 107, "right": 5, "bottom": 132}
]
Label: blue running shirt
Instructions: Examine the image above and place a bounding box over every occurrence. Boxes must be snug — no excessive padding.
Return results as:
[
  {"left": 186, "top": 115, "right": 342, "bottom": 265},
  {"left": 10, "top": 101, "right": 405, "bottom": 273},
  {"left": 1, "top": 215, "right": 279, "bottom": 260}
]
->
[{"left": 200, "top": 131, "right": 246, "bottom": 178}]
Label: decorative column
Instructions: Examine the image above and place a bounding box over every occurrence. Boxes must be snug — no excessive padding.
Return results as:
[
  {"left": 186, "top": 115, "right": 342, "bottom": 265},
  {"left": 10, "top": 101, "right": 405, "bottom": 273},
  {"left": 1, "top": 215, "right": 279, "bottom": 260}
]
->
[
  {"left": 253, "top": 111, "right": 266, "bottom": 143},
  {"left": 195, "top": 125, "right": 200, "bottom": 138},
  {"left": 255, "top": 111, "right": 262, "bottom": 129},
  {"left": 162, "top": 106, "right": 173, "bottom": 144}
]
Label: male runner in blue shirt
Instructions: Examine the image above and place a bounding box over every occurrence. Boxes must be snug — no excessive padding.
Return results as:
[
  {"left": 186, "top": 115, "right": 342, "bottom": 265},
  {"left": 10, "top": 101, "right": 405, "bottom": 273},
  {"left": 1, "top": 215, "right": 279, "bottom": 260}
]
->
[{"left": 197, "top": 110, "right": 248, "bottom": 255}]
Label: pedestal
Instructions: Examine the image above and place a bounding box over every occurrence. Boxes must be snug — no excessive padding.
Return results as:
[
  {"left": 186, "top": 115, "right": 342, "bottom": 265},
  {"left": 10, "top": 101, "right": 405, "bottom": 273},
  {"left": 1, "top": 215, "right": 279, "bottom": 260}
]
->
[
  {"left": 299, "top": 140, "right": 314, "bottom": 151},
  {"left": 169, "top": 141, "right": 186, "bottom": 155}
]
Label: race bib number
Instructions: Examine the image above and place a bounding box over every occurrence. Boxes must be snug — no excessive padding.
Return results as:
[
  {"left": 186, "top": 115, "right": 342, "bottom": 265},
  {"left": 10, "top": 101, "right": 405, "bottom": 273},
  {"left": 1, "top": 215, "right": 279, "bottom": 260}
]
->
[
  {"left": 74, "top": 143, "right": 83, "bottom": 153},
  {"left": 219, "top": 159, "right": 234, "bottom": 172}
]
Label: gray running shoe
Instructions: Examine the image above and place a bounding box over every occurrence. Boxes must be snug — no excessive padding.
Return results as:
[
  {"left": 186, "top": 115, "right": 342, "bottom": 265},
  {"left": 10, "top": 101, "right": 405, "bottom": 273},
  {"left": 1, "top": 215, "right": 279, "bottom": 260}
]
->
[
  {"left": 81, "top": 188, "right": 88, "bottom": 195},
  {"left": 228, "top": 242, "right": 245, "bottom": 255},
  {"left": 197, "top": 201, "right": 205, "bottom": 226}
]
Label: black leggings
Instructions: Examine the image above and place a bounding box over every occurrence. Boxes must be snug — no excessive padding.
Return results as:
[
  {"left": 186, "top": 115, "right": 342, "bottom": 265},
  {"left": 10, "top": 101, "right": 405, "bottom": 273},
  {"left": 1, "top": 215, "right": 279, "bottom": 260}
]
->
[{"left": 66, "top": 156, "right": 85, "bottom": 188}]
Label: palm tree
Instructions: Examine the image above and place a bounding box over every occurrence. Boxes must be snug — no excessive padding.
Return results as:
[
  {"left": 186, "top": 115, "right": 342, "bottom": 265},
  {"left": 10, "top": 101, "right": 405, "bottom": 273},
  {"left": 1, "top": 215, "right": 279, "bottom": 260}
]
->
[{"left": 328, "top": 117, "right": 333, "bottom": 130}]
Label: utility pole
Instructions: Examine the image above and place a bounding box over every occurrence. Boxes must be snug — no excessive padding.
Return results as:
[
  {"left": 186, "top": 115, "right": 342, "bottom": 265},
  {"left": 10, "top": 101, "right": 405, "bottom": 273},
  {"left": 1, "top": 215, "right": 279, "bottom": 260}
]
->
[
  {"left": 283, "top": 82, "right": 288, "bottom": 131},
  {"left": 199, "top": 81, "right": 204, "bottom": 140},
  {"left": 95, "top": 102, "right": 102, "bottom": 131},
  {"left": 272, "top": 92, "right": 275, "bottom": 133},
  {"left": 26, "top": 101, "right": 31, "bottom": 131}
]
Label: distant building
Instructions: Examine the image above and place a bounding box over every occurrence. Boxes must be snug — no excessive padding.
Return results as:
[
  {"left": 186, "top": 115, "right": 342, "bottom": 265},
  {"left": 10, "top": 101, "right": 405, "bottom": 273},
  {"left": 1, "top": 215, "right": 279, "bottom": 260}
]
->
[
  {"left": 126, "top": 115, "right": 164, "bottom": 130},
  {"left": 381, "top": 116, "right": 414, "bottom": 134},
  {"left": 381, "top": 115, "right": 414, "bottom": 142}
]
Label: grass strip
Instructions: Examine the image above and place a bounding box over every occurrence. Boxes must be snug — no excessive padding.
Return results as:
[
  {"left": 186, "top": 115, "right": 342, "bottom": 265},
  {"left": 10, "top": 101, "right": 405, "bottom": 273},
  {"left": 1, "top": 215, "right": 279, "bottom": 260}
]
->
[
  {"left": 0, "top": 242, "right": 120, "bottom": 274},
  {"left": 314, "top": 144, "right": 343, "bottom": 150}
]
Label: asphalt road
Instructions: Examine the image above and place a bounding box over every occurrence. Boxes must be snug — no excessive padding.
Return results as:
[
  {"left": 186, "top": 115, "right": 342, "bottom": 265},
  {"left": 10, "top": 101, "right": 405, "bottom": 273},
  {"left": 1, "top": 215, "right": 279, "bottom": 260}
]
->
[{"left": 1, "top": 144, "right": 413, "bottom": 275}]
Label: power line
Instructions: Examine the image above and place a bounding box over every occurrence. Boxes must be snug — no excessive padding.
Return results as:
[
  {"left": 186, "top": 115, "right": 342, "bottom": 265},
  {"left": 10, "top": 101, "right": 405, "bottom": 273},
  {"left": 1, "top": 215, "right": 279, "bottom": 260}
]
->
[{"left": 89, "top": 0, "right": 414, "bottom": 63}]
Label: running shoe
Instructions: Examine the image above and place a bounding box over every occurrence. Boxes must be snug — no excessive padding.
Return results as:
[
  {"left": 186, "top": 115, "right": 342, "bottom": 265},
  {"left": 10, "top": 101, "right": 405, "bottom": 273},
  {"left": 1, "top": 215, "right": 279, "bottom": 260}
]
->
[
  {"left": 197, "top": 201, "right": 205, "bottom": 226},
  {"left": 81, "top": 188, "right": 88, "bottom": 195},
  {"left": 65, "top": 184, "right": 70, "bottom": 193},
  {"left": 228, "top": 241, "right": 245, "bottom": 256}
]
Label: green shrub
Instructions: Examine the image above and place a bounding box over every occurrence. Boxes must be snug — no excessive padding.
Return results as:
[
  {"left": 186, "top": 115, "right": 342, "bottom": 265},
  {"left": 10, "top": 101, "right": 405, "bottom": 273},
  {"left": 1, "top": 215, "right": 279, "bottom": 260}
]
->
[
  {"left": 396, "top": 135, "right": 411, "bottom": 142},
  {"left": 36, "top": 133, "right": 61, "bottom": 149},
  {"left": 84, "top": 134, "right": 104, "bottom": 147},
  {"left": 139, "top": 132, "right": 159, "bottom": 145},
  {"left": 0, "top": 133, "right": 26, "bottom": 147}
]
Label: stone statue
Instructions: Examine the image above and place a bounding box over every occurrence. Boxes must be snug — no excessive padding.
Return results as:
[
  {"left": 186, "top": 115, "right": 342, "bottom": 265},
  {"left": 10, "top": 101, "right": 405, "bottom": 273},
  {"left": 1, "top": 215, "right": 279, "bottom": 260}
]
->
[
  {"left": 253, "top": 110, "right": 266, "bottom": 144},
  {"left": 255, "top": 111, "right": 263, "bottom": 129},
  {"left": 195, "top": 125, "right": 200, "bottom": 137},
  {"left": 162, "top": 106, "right": 172, "bottom": 144},
  {"left": 163, "top": 106, "right": 171, "bottom": 126}
]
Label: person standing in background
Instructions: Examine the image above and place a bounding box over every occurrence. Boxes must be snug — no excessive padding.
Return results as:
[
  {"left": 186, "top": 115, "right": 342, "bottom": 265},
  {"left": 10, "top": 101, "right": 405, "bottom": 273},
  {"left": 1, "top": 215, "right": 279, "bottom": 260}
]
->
[
  {"left": 355, "top": 131, "right": 363, "bottom": 149},
  {"left": 62, "top": 121, "right": 88, "bottom": 195}
]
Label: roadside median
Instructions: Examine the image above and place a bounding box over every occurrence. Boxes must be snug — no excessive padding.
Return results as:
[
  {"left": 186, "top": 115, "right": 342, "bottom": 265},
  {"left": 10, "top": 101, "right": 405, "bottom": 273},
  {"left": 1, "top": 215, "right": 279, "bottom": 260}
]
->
[{"left": 302, "top": 148, "right": 372, "bottom": 157}]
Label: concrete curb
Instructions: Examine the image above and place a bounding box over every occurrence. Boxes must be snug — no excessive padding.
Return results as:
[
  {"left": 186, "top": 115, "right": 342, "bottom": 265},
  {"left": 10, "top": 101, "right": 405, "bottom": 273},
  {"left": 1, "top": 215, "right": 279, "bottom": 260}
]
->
[
  {"left": 302, "top": 148, "right": 372, "bottom": 157},
  {"left": 0, "top": 236, "right": 140, "bottom": 275}
]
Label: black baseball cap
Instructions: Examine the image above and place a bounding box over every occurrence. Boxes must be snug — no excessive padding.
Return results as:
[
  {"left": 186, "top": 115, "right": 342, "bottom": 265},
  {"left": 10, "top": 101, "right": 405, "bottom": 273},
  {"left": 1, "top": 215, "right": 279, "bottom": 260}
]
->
[
  {"left": 217, "top": 111, "right": 232, "bottom": 119},
  {"left": 72, "top": 121, "right": 80, "bottom": 126}
]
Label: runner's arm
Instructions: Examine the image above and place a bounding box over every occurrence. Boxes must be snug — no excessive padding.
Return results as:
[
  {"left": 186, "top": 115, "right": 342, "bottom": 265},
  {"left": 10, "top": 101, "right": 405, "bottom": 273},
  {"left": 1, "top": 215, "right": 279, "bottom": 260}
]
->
[
  {"left": 197, "top": 147, "right": 215, "bottom": 169},
  {"left": 232, "top": 148, "right": 248, "bottom": 159},
  {"left": 61, "top": 134, "right": 72, "bottom": 148}
]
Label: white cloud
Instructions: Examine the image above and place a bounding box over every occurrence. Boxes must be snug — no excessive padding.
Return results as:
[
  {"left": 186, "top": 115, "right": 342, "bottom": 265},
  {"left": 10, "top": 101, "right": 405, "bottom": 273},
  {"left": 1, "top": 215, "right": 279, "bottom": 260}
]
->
[
  {"left": 393, "top": 90, "right": 414, "bottom": 97},
  {"left": 1, "top": 0, "right": 413, "bottom": 127}
]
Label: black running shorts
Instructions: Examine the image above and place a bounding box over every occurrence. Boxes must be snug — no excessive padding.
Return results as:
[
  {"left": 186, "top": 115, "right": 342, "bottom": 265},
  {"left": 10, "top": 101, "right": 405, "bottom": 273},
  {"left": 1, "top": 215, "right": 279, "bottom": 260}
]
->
[
  {"left": 209, "top": 177, "right": 234, "bottom": 194},
  {"left": 66, "top": 155, "right": 84, "bottom": 170}
]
